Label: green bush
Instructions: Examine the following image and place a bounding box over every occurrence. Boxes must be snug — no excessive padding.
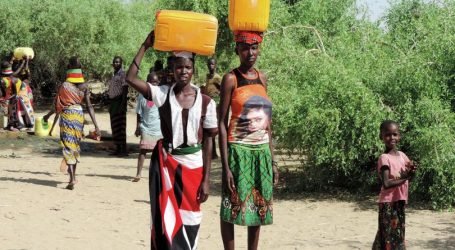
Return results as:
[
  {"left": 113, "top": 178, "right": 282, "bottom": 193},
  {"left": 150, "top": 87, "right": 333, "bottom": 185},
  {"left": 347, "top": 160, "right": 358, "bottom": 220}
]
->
[
  {"left": 0, "top": 0, "right": 155, "bottom": 97},
  {"left": 263, "top": 0, "right": 455, "bottom": 208}
]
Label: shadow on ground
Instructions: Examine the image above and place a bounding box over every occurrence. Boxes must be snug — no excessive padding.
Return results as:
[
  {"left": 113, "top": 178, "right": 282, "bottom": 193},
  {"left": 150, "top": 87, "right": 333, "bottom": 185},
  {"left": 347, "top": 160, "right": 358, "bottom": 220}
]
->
[
  {"left": 409, "top": 222, "right": 455, "bottom": 249},
  {"left": 84, "top": 173, "right": 134, "bottom": 181},
  {"left": 4, "top": 169, "right": 55, "bottom": 176},
  {"left": 0, "top": 176, "right": 63, "bottom": 188},
  {"left": 0, "top": 130, "right": 141, "bottom": 159}
]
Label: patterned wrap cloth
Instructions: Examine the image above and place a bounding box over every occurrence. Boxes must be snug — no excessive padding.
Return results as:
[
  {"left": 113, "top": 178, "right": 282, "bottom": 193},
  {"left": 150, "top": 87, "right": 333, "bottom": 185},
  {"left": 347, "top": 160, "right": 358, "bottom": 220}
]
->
[
  {"left": 221, "top": 143, "right": 273, "bottom": 226},
  {"left": 1, "top": 76, "right": 35, "bottom": 129},
  {"left": 59, "top": 105, "right": 84, "bottom": 164},
  {"left": 55, "top": 72, "right": 85, "bottom": 165},
  {"left": 372, "top": 201, "right": 406, "bottom": 250}
]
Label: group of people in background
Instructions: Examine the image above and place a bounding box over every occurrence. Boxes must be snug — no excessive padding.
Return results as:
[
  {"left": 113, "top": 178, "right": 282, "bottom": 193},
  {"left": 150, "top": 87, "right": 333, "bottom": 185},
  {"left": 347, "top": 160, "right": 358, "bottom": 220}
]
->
[{"left": 0, "top": 55, "right": 35, "bottom": 131}]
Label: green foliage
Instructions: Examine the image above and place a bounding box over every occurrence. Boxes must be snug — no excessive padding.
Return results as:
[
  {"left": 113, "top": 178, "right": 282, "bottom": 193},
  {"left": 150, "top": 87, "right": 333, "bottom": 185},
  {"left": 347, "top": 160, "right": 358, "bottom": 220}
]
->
[
  {"left": 0, "top": 0, "right": 154, "bottom": 96},
  {"left": 262, "top": 0, "right": 454, "bottom": 208},
  {"left": 0, "top": 0, "right": 453, "bottom": 208}
]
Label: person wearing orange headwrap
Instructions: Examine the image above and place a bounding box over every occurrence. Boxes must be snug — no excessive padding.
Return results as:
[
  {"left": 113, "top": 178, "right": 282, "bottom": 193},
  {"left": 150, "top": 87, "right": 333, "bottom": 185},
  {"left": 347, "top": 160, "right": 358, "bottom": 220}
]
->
[{"left": 219, "top": 30, "right": 278, "bottom": 250}]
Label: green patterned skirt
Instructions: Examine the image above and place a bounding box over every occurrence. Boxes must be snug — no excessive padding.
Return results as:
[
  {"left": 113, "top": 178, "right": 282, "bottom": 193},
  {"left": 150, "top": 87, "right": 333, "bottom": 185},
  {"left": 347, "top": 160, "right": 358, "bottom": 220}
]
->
[{"left": 220, "top": 143, "right": 273, "bottom": 226}]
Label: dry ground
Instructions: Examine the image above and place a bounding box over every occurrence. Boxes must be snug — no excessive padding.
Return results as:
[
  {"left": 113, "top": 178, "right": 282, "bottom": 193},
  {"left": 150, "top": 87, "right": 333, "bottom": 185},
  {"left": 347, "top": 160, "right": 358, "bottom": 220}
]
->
[{"left": 0, "top": 111, "right": 454, "bottom": 250}]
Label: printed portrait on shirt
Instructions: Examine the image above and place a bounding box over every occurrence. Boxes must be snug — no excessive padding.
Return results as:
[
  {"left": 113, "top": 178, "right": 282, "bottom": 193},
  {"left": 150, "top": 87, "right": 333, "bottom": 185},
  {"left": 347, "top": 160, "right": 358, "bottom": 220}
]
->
[{"left": 234, "top": 95, "right": 272, "bottom": 142}]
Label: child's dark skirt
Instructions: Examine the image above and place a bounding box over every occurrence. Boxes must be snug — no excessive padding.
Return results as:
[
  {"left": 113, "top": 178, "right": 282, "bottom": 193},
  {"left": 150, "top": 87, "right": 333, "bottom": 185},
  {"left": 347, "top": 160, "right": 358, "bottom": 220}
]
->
[{"left": 372, "top": 200, "right": 406, "bottom": 250}]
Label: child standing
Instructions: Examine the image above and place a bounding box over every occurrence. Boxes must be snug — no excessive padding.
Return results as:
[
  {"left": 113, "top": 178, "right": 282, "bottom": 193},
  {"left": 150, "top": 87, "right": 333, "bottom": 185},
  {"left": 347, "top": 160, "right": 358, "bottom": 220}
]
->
[
  {"left": 132, "top": 72, "right": 162, "bottom": 182},
  {"left": 373, "top": 120, "right": 417, "bottom": 250}
]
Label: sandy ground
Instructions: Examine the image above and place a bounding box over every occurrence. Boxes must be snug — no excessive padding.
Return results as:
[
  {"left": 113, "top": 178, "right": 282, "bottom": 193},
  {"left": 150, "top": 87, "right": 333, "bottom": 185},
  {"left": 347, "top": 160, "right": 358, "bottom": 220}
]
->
[{"left": 1, "top": 110, "right": 454, "bottom": 250}]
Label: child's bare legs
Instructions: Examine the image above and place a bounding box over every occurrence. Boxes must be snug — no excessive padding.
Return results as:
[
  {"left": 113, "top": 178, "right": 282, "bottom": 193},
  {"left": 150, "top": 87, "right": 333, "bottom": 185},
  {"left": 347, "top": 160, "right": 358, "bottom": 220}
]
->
[
  {"left": 221, "top": 220, "right": 234, "bottom": 250},
  {"left": 248, "top": 226, "right": 261, "bottom": 250},
  {"left": 133, "top": 149, "right": 148, "bottom": 182},
  {"left": 66, "top": 164, "right": 77, "bottom": 190}
]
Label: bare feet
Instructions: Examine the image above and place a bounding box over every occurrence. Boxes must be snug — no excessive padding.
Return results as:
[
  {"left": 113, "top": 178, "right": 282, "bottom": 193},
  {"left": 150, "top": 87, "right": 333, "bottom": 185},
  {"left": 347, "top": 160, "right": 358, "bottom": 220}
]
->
[
  {"left": 65, "top": 180, "right": 78, "bottom": 190},
  {"left": 132, "top": 176, "right": 141, "bottom": 182}
]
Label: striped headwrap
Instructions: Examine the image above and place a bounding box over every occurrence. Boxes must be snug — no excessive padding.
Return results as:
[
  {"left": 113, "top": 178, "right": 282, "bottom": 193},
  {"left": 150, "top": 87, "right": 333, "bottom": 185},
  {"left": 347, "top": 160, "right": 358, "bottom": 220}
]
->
[
  {"left": 234, "top": 31, "right": 264, "bottom": 44},
  {"left": 1, "top": 66, "right": 13, "bottom": 75},
  {"left": 66, "top": 69, "right": 85, "bottom": 84}
]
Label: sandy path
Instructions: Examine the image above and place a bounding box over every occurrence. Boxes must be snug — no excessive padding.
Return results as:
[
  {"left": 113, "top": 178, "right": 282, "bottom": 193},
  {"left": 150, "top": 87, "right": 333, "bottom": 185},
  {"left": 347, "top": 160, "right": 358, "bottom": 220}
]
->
[{"left": 0, "top": 111, "right": 454, "bottom": 250}]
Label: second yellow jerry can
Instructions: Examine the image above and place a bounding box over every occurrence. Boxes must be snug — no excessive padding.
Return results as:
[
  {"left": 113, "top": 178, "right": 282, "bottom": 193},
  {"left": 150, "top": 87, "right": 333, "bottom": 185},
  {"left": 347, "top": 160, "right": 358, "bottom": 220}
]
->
[{"left": 229, "top": 0, "right": 270, "bottom": 32}]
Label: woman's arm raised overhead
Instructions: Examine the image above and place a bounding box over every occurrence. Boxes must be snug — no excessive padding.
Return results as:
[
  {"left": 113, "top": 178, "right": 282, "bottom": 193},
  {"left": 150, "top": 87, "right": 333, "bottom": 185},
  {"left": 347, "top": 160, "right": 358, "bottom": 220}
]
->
[{"left": 126, "top": 32, "right": 155, "bottom": 99}]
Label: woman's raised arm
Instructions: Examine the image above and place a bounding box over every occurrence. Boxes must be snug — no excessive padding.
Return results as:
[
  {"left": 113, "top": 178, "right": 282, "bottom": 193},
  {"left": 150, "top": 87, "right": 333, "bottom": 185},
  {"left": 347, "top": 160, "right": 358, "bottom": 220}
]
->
[{"left": 126, "top": 32, "right": 155, "bottom": 99}]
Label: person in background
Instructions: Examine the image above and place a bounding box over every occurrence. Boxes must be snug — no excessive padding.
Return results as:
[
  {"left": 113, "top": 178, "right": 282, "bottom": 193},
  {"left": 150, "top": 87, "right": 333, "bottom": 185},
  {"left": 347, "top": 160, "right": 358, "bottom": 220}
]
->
[
  {"left": 203, "top": 58, "right": 222, "bottom": 102},
  {"left": 372, "top": 120, "right": 417, "bottom": 249},
  {"left": 12, "top": 56, "right": 34, "bottom": 108},
  {"left": 126, "top": 31, "right": 218, "bottom": 250},
  {"left": 12, "top": 56, "right": 31, "bottom": 83},
  {"left": 160, "top": 55, "right": 176, "bottom": 86},
  {"left": 43, "top": 56, "right": 100, "bottom": 190},
  {"left": 149, "top": 71, "right": 160, "bottom": 84},
  {"left": 132, "top": 72, "right": 162, "bottom": 182},
  {"left": 153, "top": 59, "right": 164, "bottom": 79},
  {"left": 218, "top": 31, "right": 279, "bottom": 250},
  {"left": 107, "top": 56, "right": 129, "bottom": 156},
  {"left": 0, "top": 61, "right": 35, "bottom": 131},
  {"left": 202, "top": 58, "right": 222, "bottom": 159}
]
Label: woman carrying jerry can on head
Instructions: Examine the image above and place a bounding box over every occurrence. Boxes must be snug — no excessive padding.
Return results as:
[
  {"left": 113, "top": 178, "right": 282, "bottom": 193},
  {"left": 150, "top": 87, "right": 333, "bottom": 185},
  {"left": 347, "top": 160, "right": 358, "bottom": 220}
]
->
[
  {"left": 219, "top": 1, "right": 277, "bottom": 249},
  {"left": 218, "top": 30, "right": 279, "bottom": 250},
  {"left": 126, "top": 10, "right": 219, "bottom": 249}
]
